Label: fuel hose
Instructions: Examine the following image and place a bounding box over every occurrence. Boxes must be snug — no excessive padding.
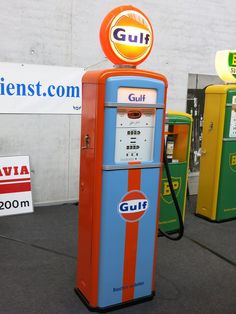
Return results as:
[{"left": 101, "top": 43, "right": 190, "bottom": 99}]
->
[{"left": 158, "top": 144, "right": 184, "bottom": 241}]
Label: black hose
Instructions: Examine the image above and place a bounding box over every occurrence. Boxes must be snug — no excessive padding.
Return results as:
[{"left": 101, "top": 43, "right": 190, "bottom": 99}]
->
[{"left": 158, "top": 144, "right": 184, "bottom": 241}]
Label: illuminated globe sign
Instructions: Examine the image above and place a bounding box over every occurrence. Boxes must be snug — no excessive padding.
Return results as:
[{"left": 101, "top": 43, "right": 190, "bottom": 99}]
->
[
  {"left": 215, "top": 50, "right": 236, "bottom": 83},
  {"left": 100, "top": 6, "right": 153, "bottom": 66}
]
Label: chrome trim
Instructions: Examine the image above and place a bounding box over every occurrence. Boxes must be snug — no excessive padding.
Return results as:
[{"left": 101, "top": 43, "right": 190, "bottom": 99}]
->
[
  {"left": 223, "top": 138, "right": 236, "bottom": 142},
  {"left": 102, "top": 163, "right": 161, "bottom": 171},
  {"left": 104, "top": 102, "right": 164, "bottom": 109},
  {"left": 226, "top": 103, "right": 236, "bottom": 107}
]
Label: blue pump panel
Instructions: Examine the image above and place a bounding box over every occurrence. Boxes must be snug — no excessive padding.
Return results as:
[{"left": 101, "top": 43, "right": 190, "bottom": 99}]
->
[{"left": 98, "top": 75, "right": 165, "bottom": 308}]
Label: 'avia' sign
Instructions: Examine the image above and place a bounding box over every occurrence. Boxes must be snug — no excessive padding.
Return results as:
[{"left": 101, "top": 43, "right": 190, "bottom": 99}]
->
[{"left": 0, "top": 166, "right": 29, "bottom": 177}]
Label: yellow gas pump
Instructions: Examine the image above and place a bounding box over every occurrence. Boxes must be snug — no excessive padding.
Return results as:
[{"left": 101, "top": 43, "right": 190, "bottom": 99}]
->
[{"left": 196, "top": 50, "right": 236, "bottom": 222}]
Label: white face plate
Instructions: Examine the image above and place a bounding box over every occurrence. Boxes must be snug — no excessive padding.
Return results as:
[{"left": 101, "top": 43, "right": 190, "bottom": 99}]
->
[
  {"left": 229, "top": 107, "right": 236, "bottom": 137},
  {"left": 115, "top": 108, "right": 156, "bottom": 162}
]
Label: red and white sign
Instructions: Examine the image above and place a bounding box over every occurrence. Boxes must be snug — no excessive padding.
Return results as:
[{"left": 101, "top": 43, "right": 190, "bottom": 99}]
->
[
  {"left": 0, "top": 156, "right": 33, "bottom": 216},
  {"left": 118, "top": 190, "right": 149, "bottom": 222}
]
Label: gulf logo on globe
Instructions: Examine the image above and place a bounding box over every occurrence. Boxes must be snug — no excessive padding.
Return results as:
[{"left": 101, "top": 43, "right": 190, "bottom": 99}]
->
[
  {"left": 118, "top": 190, "right": 149, "bottom": 222},
  {"left": 100, "top": 6, "right": 154, "bottom": 65}
]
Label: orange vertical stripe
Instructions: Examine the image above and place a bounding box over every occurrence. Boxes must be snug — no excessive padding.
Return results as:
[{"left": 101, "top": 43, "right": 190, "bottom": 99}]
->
[
  {"left": 122, "top": 222, "right": 139, "bottom": 301},
  {"left": 128, "top": 167, "right": 141, "bottom": 191},
  {"left": 122, "top": 168, "right": 141, "bottom": 302}
]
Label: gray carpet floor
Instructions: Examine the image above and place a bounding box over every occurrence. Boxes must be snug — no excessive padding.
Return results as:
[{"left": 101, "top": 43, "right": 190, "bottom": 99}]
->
[{"left": 0, "top": 196, "right": 235, "bottom": 314}]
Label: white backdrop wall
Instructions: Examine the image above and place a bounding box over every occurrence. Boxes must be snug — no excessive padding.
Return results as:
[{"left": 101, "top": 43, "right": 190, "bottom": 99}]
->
[{"left": 0, "top": 0, "right": 235, "bottom": 204}]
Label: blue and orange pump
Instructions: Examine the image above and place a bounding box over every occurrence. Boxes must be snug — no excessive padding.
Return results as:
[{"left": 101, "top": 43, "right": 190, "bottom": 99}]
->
[{"left": 75, "top": 5, "right": 183, "bottom": 312}]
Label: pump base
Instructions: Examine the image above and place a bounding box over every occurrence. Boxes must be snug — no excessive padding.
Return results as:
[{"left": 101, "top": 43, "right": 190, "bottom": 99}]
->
[
  {"left": 195, "top": 213, "right": 236, "bottom": 223},
  {"left": 74, "top": 288, "right": 155, "bottom": 312}
]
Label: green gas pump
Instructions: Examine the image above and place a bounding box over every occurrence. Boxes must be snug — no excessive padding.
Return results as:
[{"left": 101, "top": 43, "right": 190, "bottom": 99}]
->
[{"left": 159, "top": 112, "right": 192, "bottom": 233}]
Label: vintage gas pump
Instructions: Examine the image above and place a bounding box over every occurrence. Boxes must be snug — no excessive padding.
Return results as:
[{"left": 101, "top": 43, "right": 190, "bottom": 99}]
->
[
  {"left": 196, "top": 50, "right": 236, "bottom": 222},
  {"left": 159, "top": 112, "right": 192, "bottom": 234},
  {"left": 75, "top": 6, "right": 168, "bottom": 311}
]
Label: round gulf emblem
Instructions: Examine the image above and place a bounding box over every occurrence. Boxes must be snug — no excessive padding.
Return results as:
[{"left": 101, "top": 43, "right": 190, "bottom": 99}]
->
[
  {"left": 100, "top": 5, "right": 153, "bottom": 66},
  {"left": 118, "top": 190, "right": 149, "bottom": 222}
]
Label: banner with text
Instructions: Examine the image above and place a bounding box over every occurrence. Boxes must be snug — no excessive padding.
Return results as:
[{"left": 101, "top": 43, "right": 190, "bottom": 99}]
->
[
  {"left": 0, "top": 156, "right": 33, "bottom": 217},
  {"left": 0, "top": 62, "right": 83, "bottom": 114}
]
